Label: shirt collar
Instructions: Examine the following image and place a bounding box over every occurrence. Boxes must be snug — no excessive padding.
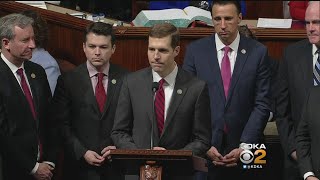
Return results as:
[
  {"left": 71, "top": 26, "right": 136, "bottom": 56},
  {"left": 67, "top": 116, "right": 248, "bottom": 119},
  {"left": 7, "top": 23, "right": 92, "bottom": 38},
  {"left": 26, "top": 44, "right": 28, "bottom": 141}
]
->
[
  {"left": 152, "top": 63, "right": 178, "bottom": 86},
  {"left": 86, "top": 60, "right": 110, "bottom": 78},
  {"left": 312, "top": 44, "right": 319, "bottom": 55},
  {"left": 1, "top": 53, "right": 24, "bottom": 74},
  {"left": 215, "top": 32, "right": 240, "bottom": 52}
]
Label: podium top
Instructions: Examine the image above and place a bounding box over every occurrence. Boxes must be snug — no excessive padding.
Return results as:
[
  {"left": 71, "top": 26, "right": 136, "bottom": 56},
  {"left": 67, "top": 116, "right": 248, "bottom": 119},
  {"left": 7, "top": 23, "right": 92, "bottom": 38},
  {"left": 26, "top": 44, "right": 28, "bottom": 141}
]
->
[{"left": 109, "top": 149, "right": 207, "bottom": 174}]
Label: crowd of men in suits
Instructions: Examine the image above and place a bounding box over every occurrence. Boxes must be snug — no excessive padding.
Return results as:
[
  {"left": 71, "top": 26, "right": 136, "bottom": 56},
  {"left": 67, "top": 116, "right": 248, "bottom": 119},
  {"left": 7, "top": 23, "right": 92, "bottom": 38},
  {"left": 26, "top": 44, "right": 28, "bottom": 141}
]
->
[{"left": 0, "top": 1, "right": 320, "bottom": 180}]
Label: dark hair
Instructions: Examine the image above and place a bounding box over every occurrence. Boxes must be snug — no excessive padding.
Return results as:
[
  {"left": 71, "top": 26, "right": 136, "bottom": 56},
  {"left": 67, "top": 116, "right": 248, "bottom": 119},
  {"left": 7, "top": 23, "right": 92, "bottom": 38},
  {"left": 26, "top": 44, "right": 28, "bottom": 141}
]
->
[
  {"left": 84, "top": 22, "right": 115, "bottom": 46},
  {"left": 20, "top": 10, "right": 48, "bottom": 48},
  {"left": 211, "top": 1, "right": 241, "bottom": 14},
  {"left": 238, "top": 25, "right": 256, "bottom": 39},
  {"left": 149, "top": 23, "right": 180, "bottom": 48}
]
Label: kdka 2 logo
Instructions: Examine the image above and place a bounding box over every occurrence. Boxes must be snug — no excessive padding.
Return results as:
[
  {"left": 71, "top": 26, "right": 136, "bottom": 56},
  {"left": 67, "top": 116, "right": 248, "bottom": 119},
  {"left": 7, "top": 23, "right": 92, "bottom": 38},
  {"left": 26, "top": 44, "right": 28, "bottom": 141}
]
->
[{"left": 240, "top": 144, "right": 266, "bottom": 169}]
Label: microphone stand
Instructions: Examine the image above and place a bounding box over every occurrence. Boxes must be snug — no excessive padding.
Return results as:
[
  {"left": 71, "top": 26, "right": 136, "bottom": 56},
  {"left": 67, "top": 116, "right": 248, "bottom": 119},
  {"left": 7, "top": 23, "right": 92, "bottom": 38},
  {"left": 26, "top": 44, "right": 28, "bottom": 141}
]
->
[{"left": 151, "top": 82, "right": 159, "bottom": 150}]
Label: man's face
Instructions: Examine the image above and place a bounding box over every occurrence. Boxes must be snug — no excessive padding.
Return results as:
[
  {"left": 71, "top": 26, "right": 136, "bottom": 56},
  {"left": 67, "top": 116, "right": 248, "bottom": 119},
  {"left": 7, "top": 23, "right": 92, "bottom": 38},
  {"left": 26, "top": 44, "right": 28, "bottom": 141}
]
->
[
  {"left": 305, "top": 3, "right": 320, "bottom": 46},
  {"left": 148, "top": 36, "right": 180, "bottom": 77},
  {"left": 212, "top": 4, "right": 242, "bottom": 45},
  {"left": 83, "top": 32, "right": 115, "bottom": 71},
  {"left": 2, "top": 25, "right": 35, "bottom": 65}
]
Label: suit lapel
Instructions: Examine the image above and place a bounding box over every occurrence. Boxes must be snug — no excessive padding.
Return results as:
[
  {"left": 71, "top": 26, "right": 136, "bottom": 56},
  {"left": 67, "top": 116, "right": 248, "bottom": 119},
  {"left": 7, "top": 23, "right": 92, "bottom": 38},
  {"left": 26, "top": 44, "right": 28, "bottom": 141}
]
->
[
  {"left": 144, "top": 68, "right": 160, "bottom": 141},
  {"left": 24, "top": 63, "right": 40, "bottom": 124},
  {"left": 101, "top": 63, "right": 117, "bottom": 117},
  {"left": 162, "top": 67, "right": 187, "bottom": 136},
  {"left": 226, "top": 36, "right": 249, "bottom": 105},
  {"left": 209, "top": 36, "right": 226, "bottom": 103},
  {"left": 0, "top": 59, "right": 38, "bottom": 126},
  {"left": 78, "top": 64, "right": 101, "bottom": 115},
  {"left": 298, "top": 42, "right": 313, "bottom": 89}
]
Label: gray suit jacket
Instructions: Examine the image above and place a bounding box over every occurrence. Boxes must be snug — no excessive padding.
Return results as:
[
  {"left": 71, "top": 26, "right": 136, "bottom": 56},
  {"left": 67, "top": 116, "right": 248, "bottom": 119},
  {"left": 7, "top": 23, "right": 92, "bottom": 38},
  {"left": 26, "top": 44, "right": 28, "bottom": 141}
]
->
[
  {"left": 296, "top": 87, "right": 320, "bottom": 178},
  {"left": 111, "top": 67, "right": 211, "bottom": 157},
  {"left": 276, "top": 39, "right": 314, "bottom": 158},
  {"left": 50, "top": 63, "right": 128, "bottom": 180}
]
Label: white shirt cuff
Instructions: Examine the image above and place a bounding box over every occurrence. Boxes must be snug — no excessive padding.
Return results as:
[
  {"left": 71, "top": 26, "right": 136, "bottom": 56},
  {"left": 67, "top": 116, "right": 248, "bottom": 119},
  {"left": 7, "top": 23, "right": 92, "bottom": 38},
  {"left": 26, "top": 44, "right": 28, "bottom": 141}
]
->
[
  {"left": 43, "top": 161, "right": 55, "bottom": 168},
  {"left": 268, "top": 112, "right": 273, "bottom": 122},
  {"left": 30, "top": 162, "right": 39, "bottom": 174},
  {"left": 304, "top": 172, "right": 315, "bottom": 180}
]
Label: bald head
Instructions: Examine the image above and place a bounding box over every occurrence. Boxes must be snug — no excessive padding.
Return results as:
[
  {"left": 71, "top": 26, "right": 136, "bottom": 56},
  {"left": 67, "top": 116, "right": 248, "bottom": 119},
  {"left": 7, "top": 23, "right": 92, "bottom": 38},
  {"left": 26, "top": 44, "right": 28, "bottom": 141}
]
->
[{"left": 305, "top": 1, "right": 320, "bottom": 46}]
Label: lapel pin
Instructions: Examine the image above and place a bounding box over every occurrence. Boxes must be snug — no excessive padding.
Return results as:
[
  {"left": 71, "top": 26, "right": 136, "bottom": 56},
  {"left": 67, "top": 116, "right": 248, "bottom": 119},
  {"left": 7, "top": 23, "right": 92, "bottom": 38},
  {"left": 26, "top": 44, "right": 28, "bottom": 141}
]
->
[
  {"left": 31, "top": 73, "right": 36, "bottom": 79},
  {"left": 241, "top": 49, "right": 246, "bottom": 54},
  {"left": 111, "top": 79, "right": 117, "bottom": 84},
  {"left": 177, "top": 89, "right": 182, "bottom": 95}
]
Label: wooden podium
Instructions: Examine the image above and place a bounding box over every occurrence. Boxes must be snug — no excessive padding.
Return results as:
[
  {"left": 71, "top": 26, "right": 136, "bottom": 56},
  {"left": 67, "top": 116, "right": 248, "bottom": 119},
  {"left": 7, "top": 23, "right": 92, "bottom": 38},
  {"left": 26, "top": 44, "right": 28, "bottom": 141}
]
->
[{"left": 109, "top": 149, "right": 207, "bottom": 180}]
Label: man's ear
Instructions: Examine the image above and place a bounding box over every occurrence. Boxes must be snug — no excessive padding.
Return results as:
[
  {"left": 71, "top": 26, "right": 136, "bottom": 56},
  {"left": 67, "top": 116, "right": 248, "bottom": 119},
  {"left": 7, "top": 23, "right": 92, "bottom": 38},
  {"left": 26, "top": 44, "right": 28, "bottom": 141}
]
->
[
  {"left": 2, "top": 38, "right": 10, "bottom": 50},
  {"left": 174, "top": 46, "right": 180, "bottom": 57},
  {"left": 238, "top": 13, "right": 243, "bottom": 24},
  {"left": 112, "top": 44, "right": 116, "bottom": 54}
]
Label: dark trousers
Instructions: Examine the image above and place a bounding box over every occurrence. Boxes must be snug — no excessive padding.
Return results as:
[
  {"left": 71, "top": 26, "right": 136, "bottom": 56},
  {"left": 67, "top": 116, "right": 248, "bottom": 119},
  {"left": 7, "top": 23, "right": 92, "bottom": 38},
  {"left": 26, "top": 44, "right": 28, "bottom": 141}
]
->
[{"left": 282, "top": 155, "right": 303, "bottom": 180}]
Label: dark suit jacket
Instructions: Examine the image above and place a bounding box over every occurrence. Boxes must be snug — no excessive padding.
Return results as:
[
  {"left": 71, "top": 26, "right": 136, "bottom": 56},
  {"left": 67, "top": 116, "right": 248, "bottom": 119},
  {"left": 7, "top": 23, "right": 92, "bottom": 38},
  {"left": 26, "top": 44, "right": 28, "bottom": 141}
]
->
[
  {"left": 50, "top": 63, "right": 127, "bottom": 180},
  {"left": 111, "top": 67, "right": 211, "bottom": 157},
  {"left": 0, "top": 58, "right": 53, "bottom": 180},
  {"left": 275, "top": 39, "right": 313, "bottom": 160},
  {"left": 183, "top": 34, "right": 271, "bottom": 154},
  {"left": 296, "top": 87, "right": 320, "bottom": 178}
]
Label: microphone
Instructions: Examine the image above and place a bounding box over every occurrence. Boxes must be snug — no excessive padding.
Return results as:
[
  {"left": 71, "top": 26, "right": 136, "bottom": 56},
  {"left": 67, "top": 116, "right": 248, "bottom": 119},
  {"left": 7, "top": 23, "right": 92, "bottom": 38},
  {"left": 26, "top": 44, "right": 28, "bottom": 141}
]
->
[{"left": 151, "top": 82, "right": 159, "bottom": 150}]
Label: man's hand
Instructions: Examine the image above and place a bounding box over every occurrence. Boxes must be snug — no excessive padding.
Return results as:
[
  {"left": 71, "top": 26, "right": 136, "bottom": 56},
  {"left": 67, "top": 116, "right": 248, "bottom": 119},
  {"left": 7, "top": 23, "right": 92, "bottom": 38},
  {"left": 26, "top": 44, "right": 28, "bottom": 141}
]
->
[
  {"left": 222, "top": 148, "right": 243, "bottom": 167},
  {"left": 152, "top": 147, "right": 166, "bottom": 150},
  {"left": 206, "top": 146, "right": 225, "bottom": 166},
  {"left": 291, "top": 151, "right": 298, "bottom": 161},
  {"left": 83, "top": 150, "right": 104, "bottom": 166},
  {"left": 101, "top": 146, "right": 116, "bottom": 160},
  {"left": 33, "top": 163, "right": 54, "bottom": 180}
]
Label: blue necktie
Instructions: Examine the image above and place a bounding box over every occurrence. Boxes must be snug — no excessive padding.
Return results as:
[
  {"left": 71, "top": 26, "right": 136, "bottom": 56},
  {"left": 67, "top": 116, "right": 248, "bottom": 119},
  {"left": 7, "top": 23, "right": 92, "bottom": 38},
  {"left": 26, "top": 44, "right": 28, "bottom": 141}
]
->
[{"left": 313, "top": 49, "right": 320, "bottom": 86}]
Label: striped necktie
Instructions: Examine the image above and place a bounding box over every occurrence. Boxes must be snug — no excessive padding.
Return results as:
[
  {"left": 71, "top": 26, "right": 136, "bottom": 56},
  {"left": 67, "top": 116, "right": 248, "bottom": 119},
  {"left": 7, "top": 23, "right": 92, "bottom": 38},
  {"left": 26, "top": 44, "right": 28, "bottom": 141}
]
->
[
  {"left": 313, "top": 49, "right": 320, "bottom": 86},
  {"left": 155, "top": 79, "right": 165, "bottom": 135}
]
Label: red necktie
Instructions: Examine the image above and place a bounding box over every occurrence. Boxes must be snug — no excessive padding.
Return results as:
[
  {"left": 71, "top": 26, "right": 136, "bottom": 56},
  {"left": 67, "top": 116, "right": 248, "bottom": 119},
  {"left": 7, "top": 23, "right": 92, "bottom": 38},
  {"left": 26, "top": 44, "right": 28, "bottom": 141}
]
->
[
  {"left": 17, "top": 68, "right": 37, "bottom": 119},
  {"left": 155, "top": 79, "right": 165, "bottom": 135},
  {"left": 221, "top": 46, "right": 231, "bottom": 98},
  {"left": 95, "top": 73, "right": 107, "bottom": 112},
  {"left": 16, "top": 68, "right": 42, "bottom": 160}
]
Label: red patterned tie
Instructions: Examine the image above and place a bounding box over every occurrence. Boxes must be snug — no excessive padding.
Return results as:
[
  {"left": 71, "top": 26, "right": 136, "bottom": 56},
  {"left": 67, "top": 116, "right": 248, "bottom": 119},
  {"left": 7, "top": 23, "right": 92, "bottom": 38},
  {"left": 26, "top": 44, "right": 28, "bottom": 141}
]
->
[
  {"left": 155, "top": 79, "right": 165, "bottom": 135},
  {"left": 17, "top": 68, "right": 37, "bottom": 119},
  {"left": 221, "top": 46, "right": 231, "bottom": 98},
  {"left": 16, "top": 68, "right": 42, "bottom": 160},
  {"left": 95, "top": 73, "right": 107, "bottom": 112}
]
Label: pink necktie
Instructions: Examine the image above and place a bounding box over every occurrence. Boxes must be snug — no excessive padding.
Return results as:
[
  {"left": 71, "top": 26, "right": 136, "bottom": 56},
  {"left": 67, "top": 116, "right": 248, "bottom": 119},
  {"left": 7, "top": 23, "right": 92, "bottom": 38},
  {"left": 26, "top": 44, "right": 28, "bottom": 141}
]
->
[
  {"left": 17, "top": 68, "right": 42, "bottom": 160},
  {"left": 95, "top": 73, "right": 107, "bottom": 112},
  {"left": 155, "top": 79, "right": 165, "bottom": 135},
  {"left": 221, "top": 46, "right": 231, "bottom": 98}
]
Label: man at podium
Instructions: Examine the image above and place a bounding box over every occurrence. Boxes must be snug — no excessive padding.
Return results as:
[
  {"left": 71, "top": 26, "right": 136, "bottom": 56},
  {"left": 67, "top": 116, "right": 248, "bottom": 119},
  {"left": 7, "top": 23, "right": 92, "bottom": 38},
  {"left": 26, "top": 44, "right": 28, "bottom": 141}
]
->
[{"left": 111, "top": 23, "right": 211, "bottom": 179}]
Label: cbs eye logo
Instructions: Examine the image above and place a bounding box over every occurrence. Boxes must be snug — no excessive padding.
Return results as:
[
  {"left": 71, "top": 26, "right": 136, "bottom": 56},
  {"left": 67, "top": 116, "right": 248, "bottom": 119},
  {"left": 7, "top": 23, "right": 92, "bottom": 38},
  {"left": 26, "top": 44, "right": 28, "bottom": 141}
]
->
[{"left": 240, "top": 147, "right": 266, "bottom": 164}]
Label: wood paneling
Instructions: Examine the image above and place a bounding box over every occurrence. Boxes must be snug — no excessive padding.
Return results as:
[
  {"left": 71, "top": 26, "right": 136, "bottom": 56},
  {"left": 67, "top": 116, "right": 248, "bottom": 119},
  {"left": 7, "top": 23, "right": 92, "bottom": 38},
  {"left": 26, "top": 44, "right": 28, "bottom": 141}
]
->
[{"left": 0, "top": 2, "right": 307, "bottom": 72}]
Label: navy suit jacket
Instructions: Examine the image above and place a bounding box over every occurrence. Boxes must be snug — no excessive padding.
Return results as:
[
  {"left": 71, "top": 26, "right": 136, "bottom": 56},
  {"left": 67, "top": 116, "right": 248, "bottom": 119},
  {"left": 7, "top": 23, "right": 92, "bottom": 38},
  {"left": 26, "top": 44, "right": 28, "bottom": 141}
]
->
[{"left": 183, "top": 34, "right": 271, "bottom": 154}]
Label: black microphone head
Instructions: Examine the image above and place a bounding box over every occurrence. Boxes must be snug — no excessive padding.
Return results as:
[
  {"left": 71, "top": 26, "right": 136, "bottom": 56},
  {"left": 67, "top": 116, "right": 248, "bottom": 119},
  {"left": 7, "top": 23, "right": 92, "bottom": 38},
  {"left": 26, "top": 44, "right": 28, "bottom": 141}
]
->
[{"left": 152, "top": 82, "right": 159, "bottom": 92}]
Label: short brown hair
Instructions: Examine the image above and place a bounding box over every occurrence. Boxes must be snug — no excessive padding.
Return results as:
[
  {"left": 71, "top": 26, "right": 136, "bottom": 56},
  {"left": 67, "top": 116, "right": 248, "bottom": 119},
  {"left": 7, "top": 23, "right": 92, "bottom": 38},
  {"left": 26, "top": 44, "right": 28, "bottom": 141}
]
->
[
  {"left": 148, "top": 23, "right": 180, "bottom": 48},
  {"left": 84, "top": 22, "right": 115, "bottom": 46}
]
